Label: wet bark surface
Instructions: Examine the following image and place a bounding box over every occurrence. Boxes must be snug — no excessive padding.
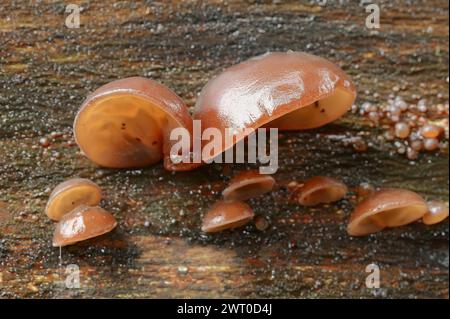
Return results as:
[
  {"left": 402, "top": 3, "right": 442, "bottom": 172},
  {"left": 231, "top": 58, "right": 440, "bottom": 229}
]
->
[{"left": 0, "top": 0, "right": 448, "bottom": 298}]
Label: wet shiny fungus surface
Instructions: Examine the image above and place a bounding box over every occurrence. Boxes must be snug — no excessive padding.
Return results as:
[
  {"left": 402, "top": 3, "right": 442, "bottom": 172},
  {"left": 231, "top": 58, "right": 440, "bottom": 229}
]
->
[
  {"left": 45, "top": 178, "right": 102, "bottom": 221},
  {"left": 74, "top": 77, "right": 194, "bottom": 170},
  {"left": 222, "top": 170, "right": 276, "bottom": 201},
  {"left": 0, "top": 1, "right": 448, "bottom": 299},
  {"left": 347, "top": 189, "right": 428, "bottom": 236},
  {"left": 297, "top": 176, "right": 348, "bottom": 206},
  {"left": 53, "top": 205, "right": 117, "bottom": 247},
  {"left": 194, "top": 52, "right": 356, "bottom": 161}
]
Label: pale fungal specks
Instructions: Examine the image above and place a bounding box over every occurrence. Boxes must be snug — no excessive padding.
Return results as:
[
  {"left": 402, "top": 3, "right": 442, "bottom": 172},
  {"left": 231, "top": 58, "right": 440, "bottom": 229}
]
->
[{"left": 74, "top": 77, "right": 196, "bottom": 171}]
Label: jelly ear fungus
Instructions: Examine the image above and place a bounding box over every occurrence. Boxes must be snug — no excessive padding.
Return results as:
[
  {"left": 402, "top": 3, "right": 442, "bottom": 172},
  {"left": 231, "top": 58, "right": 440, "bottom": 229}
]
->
[
  {"left": 53, "top": 205, "right": 117, "bottom": 247},
  {"left": 297, "top": 176, "right": 348, "bottom": 206},
  {"left": 347, "top": 188, "right": 428, "bottom": 236},
  {"left": 45, "top": 178, "right": 102, "bottom": 221},
  {"left": 423, "top": 201, "right": 449, "bottom": 225},
  {"left": 201, "top": 200, "right": 255, "bottom": 233},
  {"left": 74, "top": 77, "right": 198, "bottom": 171},
  {"left": 194, "top": 51, "right": 356, "bottom": 162},
  {"left": 222, "top": 170, "right": 276, "bottom": 201}
]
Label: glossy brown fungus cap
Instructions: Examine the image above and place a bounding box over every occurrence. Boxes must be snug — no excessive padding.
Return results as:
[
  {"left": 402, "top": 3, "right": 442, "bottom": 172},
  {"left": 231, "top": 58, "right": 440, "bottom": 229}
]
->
[
  {"left": 194, "top": 51, "right": 356, "bottom": 161},
  {"left": 222, "top": 170, "right": 276, "bottom": 201},
  {"left": 297, "top": 176, "right": 348, "bottom": 206},
  {"left": 201, "top": 200, "right": 255, "bottom": 233},
  {"left": 423, "top": 201, "right": 449, "bottom": 225},
  {"left": 74, "top": 77, "right": 196, "bottom": 171},
  {"left": 52, "top": 205, "right": 117, "bottom": 247},
  {"left": 45, "top": 178, "right": 102, "bottom": 221},
  {"left": 347, "top": 188, "right": 428, "bottom": 236}
]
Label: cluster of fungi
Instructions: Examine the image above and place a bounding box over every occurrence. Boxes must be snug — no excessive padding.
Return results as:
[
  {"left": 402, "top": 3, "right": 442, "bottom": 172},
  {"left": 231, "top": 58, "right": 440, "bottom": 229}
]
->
[
  {"left": 352, "top": 95, "right": 448, "bottom": 160},
  {"left": 44, "top": 51, "right": 448, "bottom": 247}
]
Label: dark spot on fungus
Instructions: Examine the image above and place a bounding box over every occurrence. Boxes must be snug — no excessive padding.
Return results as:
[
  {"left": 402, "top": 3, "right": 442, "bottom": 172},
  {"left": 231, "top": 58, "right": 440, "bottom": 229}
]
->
[
  {"left": 201, "top": 200, "right": 254, "bottom": 233},
  {"left": 52, "top": 205, "right": 117, "bottom": 247}
]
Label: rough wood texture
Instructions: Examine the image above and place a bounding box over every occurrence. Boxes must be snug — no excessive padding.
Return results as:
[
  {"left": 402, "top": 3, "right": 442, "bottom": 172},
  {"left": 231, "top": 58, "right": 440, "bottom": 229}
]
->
[{"left": 0, "top": 0, "right": 448, "bottom": 298}]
